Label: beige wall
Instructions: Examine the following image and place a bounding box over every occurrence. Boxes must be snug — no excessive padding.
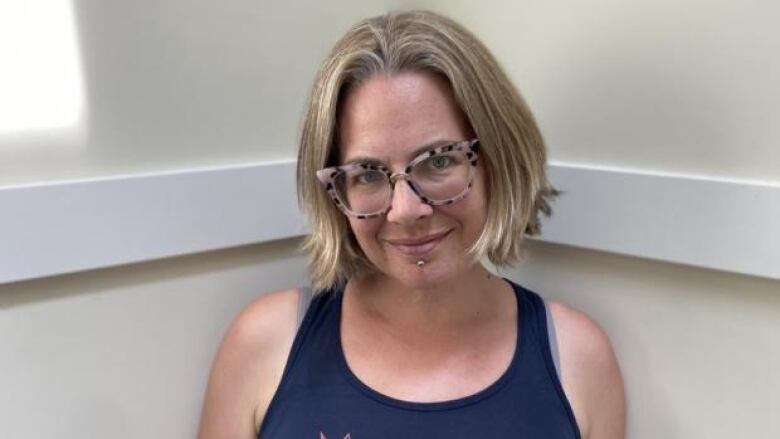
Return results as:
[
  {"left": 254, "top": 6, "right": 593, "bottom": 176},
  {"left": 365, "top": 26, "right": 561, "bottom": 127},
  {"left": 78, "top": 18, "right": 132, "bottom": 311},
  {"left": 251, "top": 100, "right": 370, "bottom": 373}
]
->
[{"left": 0, "top": 238, "right": 308, "bottom": 438}]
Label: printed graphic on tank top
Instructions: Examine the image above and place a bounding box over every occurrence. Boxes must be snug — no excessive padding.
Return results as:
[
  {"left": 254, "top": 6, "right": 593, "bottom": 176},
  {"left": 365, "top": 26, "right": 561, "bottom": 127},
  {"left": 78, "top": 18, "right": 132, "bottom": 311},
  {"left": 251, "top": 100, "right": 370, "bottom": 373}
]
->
[{"left": 258, "top": 279, "right": 581, "bottom": 438}]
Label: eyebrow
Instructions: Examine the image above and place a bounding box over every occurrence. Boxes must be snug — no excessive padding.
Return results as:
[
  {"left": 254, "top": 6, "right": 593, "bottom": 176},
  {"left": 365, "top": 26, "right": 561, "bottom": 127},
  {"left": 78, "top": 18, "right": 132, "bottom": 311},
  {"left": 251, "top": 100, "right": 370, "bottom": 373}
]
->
[{"left": 341, "top": 139, "right": 459, "bottom": 166}]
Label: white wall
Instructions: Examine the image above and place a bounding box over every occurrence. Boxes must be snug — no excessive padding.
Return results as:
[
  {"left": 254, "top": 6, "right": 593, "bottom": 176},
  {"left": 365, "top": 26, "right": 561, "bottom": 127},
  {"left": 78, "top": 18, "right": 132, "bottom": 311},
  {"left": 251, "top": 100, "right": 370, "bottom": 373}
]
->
[
  {"left": 403, "top": 0, "right": 780, "bottom": 182},
  {"left": 0, "top": 0, "right": 396, "bottom": 186},
  {"left": 1, "top": 1, "right": 778, "bottom": 438}
]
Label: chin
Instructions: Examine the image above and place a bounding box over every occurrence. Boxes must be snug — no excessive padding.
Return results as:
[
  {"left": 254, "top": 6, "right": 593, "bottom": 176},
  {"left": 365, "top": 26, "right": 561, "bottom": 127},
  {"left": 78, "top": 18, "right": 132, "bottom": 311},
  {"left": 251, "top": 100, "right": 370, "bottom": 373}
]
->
[{"left": 375, "top": 253, "right": 467, "bottom": 290}]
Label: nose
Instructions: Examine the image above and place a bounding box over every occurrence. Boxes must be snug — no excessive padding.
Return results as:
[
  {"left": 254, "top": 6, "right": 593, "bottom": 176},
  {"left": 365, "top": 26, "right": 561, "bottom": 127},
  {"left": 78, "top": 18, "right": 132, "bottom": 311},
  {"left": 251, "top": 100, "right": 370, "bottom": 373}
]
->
[{"left": 385, "top": 179, "right": 433, "bottom": 224}]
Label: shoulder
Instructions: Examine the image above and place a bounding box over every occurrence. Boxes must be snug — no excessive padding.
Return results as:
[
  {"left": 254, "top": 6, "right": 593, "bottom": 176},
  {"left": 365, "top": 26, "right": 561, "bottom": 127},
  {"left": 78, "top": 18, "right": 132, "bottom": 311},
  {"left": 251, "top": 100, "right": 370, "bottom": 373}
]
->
[
  {"left": 218, "top": 288, "right": 301, "bottom": 373},
  {"left": 198, "top": 288, "right": 301, "bottom": 439},
  {"left": 235, "top": 288, "right": 302, "bottom": 344},
  {"left": 545, "top": 300, "right": 615, "bottom": 369},
  {"left": 546, "top": 300, "right": 626, "bottom": 439}
]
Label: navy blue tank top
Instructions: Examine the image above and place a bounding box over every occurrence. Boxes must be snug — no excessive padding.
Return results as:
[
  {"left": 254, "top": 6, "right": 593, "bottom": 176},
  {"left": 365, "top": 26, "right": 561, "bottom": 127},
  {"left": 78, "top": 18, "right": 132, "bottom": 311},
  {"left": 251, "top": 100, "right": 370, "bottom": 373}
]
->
[{"left": 258, "top": 279, "right": 581, "bottom": 438}]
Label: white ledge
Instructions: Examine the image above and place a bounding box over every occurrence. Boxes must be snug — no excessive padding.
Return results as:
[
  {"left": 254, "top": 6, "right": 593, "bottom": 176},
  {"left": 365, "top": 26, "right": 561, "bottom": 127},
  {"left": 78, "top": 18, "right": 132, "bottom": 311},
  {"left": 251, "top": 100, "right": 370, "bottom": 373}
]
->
[
  {"left": 1, "top": 160, "right": 777, "bottom": 284},
  {"left": 540, "top": 162, "right": 780, "bottom": 280},
  {"left": 0, "top": 161, "right": 306, "bottom": 284}
]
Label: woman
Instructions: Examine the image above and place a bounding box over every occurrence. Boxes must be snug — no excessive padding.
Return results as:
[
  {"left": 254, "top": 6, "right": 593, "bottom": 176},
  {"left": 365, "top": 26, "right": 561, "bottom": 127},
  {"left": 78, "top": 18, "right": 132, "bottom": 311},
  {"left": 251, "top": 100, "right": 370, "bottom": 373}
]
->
[{"left": 199, "top": 10, "right": 625, "bottom": 439}]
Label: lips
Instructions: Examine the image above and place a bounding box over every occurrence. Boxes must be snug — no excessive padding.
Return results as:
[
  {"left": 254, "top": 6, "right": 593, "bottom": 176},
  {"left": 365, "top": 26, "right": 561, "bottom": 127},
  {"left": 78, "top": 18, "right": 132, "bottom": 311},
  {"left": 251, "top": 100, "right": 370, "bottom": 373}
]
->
[{"left": 385, "top": 230, "right": 451, "bottom": 256}]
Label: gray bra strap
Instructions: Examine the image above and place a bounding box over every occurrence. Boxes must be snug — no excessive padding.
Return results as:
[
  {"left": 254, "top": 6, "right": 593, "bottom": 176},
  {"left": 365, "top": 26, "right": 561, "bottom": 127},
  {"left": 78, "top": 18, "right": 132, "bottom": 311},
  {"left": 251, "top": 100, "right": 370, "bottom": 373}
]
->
[
  {"left": 544, "top": 299, "right": 562, "bottom": 379},
  {"left": 296, "top": 286, "right": 314, "bottom": 332}
]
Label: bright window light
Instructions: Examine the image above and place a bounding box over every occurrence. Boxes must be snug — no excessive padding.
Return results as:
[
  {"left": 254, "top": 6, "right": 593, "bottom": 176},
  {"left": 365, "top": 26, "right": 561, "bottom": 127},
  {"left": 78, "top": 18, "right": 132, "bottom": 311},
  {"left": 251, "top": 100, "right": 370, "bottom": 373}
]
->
[{"left": 0, "top": 1, "right": 84, "bottom": 133}]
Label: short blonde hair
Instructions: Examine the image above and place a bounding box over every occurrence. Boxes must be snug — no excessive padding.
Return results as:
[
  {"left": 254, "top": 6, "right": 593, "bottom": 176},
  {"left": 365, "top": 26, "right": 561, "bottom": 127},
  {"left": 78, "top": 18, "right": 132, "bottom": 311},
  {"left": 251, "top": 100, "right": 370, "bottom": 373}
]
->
[{"left": 297, "top": 10, "right": 558, "bottom": 291}]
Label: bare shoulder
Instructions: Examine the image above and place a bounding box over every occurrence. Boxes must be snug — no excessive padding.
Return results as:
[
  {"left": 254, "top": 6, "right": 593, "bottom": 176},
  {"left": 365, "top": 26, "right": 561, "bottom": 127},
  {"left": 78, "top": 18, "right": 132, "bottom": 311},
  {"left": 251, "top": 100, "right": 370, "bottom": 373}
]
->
[
  {"left": 547, "top": 300, "right": 626, "bottom": 439},
  {"left": 236, "top": 288, "right": 302, "bottom": 345},
  {"left": 198, "top": 288, "right": 301, "bottom": 439},
  {"left": 546, "top": 301, "right": 616, "bottom": 368}
]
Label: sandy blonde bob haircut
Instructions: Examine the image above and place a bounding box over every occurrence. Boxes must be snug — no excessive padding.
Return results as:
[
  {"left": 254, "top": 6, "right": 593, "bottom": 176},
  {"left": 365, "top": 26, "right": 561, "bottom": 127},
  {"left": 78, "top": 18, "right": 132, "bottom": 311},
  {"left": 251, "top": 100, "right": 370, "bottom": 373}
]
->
[{"left": 298, "top": 10, "right": 558, "bottom": 291}]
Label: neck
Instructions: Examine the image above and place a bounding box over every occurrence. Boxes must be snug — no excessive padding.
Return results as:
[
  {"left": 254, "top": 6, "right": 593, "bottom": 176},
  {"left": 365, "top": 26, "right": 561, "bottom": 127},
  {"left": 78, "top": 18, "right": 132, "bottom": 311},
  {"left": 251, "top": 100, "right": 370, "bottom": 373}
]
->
[{"left": 346, "top": 263, "right": 507, "bottom": 334}]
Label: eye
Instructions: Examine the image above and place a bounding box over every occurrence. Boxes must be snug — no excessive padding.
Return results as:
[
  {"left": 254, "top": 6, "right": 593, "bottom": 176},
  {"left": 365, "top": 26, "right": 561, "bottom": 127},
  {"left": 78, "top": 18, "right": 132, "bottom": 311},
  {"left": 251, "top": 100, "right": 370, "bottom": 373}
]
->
[
  {"left": 352, "top": 170, "right": 385, "bottom": 185},
  {"left": 428, "top": 155, "right": 453, "bottom": 169}
]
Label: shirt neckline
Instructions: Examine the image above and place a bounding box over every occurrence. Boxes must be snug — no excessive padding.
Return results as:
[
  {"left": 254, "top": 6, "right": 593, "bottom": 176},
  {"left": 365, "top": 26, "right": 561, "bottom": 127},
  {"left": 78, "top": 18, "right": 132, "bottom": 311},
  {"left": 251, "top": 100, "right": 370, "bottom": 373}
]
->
[{"left": 333, "top": 278, "right": 525, "bottom": 412}]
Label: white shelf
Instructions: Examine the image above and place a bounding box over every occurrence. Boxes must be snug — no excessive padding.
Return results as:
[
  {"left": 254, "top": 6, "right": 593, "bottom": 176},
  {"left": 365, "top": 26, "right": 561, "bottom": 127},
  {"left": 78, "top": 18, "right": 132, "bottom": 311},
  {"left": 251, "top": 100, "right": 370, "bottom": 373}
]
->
[{"left": 1, "top": 160, "right": 777, "bottom": 284}]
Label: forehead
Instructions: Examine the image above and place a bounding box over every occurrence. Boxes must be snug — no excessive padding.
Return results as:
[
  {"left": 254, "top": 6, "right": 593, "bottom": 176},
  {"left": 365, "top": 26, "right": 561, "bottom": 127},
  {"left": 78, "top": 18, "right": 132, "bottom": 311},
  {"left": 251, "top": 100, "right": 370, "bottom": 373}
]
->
[{"left": 336, "top": 71, "right": 472, "bottom": 164}]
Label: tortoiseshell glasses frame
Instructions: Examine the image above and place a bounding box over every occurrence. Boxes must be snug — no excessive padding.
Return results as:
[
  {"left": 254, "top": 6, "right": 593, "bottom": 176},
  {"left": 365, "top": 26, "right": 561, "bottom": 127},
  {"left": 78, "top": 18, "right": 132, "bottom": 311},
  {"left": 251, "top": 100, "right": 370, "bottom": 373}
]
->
[{"left": 316, "top": 139, "right": 480, "bottom": 219}]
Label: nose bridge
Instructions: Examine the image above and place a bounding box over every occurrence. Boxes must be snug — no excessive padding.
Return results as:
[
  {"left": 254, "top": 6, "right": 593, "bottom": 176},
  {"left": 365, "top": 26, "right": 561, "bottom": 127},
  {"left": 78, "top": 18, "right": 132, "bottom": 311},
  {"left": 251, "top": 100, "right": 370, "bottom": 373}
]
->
[
  {"left": 388, "top": 170, "right": 411, "bottom": 186},
  {"left": 389, "top": 172, "right": 416, "bottom": 202},
  {"left": 386, "top": 171, "right": 431, "bottom": 221}
]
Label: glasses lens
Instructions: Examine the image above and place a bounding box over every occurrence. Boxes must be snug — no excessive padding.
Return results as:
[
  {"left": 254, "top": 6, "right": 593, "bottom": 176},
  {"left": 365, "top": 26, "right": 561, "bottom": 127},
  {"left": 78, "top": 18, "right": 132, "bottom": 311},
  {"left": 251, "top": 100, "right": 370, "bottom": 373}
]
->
[
  {"left": 334, "top": 167, "right": 391, "bottom": 214},
  {"left": 410, "top": 150, "right": 472, "bottom": 201}
]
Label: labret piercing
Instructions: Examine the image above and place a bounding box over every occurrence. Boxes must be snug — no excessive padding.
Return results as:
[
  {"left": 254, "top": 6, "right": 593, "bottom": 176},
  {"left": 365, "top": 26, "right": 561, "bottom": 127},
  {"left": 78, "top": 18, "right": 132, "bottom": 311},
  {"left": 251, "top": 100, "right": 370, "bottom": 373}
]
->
[{"left": 416, "top": 259, "right": 425, "bottom": 267}]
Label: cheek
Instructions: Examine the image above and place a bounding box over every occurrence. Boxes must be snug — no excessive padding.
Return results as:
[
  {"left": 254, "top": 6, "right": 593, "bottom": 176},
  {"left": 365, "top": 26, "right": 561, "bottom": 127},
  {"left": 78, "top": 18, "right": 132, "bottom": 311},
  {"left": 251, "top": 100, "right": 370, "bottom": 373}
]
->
[{"left": 348, "top": 218, "right": 382, "bottom": 251}]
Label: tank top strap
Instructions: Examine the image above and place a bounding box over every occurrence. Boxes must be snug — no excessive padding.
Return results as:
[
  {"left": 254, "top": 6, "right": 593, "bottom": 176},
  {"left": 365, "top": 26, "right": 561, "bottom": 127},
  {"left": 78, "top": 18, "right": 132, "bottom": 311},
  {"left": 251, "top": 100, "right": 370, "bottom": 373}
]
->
[
  {"left": 259, "top": 287, "right": 344, "bottom": 427},
  {"left": 296, "top": 286, "right": 314, "bottom": 331},
  {"left": 515, "top": 282, "right": 560, "bottom": 381},
  {"left": 513, "top": 281, "right": 580, "bottom": 437}
]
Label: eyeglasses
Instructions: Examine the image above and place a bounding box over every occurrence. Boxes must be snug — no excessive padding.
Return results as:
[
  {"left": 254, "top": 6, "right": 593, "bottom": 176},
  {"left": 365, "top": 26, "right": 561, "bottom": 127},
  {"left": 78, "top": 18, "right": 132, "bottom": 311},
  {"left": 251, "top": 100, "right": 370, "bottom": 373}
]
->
[{"left": 316, "top": 139, "right": 479, "bottom": 218}]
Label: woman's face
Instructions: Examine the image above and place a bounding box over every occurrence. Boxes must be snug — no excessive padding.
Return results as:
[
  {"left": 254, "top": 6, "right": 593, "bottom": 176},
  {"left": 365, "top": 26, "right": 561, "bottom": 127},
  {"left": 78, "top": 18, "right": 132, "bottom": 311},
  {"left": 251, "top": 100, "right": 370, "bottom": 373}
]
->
[{"left": 337, "top": 71, "right": 488, "bottom": 288}]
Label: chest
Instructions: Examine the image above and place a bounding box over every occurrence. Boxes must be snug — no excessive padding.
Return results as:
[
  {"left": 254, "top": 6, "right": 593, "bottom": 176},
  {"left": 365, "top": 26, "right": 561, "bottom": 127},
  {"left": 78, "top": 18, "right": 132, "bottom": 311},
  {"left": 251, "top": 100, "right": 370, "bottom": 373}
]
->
[{"left": 340, "top": 317, "right": 517, "bottom": 403}]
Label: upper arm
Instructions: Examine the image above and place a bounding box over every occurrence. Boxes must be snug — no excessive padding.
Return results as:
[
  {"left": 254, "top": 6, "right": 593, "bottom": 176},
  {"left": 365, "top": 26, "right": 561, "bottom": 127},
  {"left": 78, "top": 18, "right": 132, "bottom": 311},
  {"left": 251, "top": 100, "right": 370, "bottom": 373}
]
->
[
  {"left": 197, "top": 288, "right": 300, "bottom": 439},
  {"left": 548, "top": 301, "right": 626, "bottom": 439}
]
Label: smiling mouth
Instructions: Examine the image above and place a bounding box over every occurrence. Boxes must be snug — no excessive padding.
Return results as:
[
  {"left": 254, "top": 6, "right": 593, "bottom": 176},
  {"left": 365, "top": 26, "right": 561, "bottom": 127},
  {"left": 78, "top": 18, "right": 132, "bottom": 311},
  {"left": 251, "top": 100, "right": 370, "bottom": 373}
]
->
[{"left": 385, "top": 230, "right": 451, "bottom": 256}]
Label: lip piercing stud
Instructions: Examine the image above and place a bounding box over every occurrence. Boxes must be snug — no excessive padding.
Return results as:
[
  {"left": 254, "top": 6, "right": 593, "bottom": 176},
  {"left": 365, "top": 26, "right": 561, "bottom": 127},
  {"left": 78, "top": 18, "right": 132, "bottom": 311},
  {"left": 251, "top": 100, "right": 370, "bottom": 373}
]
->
[{"left": 416, "top": 259, "right": 425, "bottom": 267}]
